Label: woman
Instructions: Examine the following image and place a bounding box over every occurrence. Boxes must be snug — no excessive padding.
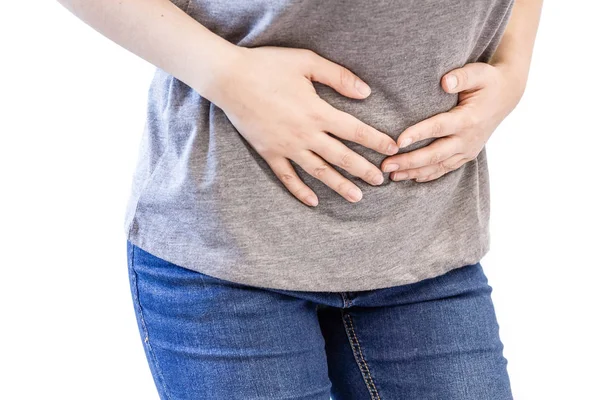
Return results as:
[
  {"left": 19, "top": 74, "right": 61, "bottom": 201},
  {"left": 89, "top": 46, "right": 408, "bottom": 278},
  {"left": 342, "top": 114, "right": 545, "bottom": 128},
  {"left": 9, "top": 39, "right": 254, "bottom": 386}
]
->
[{"left": 58, "top": 0, "right": 542, "bottom": 398}]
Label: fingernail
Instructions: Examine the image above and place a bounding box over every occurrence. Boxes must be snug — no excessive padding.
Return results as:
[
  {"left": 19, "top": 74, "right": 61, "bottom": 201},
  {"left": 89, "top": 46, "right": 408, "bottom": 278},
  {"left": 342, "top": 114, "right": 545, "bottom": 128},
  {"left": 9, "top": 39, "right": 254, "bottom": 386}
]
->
[
  {"left": 391, "top": 171, "right": 409, "bottom": 181},
  {"left": 372, "top": 174, "right": 384, "bottom": 185},
  {"left": 383, "top": 164, "right": 399, "bottom": 173},
  {"left": 348, "top": 187, "right": 363, "bottom": 202},
  {"left": 355, "top": 80, "right": 371, "bottom": 96},
  {"left": 387, "top": 143, "right": 398, "bottom": 155},
  {"left": 399, "top": 138, "right": 412, "bottom": 148},
  {"left": 446, "top": 74, "right": 458, "bottom": 90},
  {"left": 306, "top": 195, "right": 318, "bottom": 206}
]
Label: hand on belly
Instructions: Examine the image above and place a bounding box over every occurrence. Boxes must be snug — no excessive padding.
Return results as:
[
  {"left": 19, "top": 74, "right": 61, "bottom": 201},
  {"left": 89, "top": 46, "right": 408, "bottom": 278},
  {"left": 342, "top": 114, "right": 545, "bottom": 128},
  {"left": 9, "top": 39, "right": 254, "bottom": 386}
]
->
[
  {"left": 216, "top": 46, "right": 399, "bottom": 207},
  {"left": 382, "top": 62, "right": 523, "bottom": 183}
]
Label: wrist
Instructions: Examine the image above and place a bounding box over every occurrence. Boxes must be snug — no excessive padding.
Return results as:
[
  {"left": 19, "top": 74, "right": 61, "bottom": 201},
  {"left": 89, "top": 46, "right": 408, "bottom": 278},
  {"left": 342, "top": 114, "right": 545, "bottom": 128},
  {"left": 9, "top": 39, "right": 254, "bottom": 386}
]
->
[
  {"left": 189, "top": 40, "right": 247, "bottom": 107},
  {"left": 492, "top": 59, "right": 530, "bottom": 105}
]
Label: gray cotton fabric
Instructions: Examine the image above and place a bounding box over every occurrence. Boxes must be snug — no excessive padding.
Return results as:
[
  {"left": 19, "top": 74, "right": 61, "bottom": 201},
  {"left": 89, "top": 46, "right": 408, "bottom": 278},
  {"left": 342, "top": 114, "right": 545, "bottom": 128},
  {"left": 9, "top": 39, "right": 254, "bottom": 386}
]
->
[{"left": 124, "top": 0, "right": 515, "bottom": 292}]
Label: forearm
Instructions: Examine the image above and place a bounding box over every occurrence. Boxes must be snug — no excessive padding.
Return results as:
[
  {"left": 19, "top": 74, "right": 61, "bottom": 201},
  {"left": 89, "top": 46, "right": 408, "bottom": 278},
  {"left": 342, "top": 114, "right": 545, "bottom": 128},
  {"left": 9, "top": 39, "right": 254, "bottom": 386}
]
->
[
  {"left": 56, "top": 0, "right": 241, "bottom": 104},
  {"left": 490, "top": 0, "right": 544, "bottom": 98}
]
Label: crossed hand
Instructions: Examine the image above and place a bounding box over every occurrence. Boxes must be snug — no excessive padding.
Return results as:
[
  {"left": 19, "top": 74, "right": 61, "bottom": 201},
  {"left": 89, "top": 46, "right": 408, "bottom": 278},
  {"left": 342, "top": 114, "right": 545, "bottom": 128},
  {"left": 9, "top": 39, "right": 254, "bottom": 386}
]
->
[
  {"left": 382, "top": 62, "right": 522, "bottom": 182},
  {"left": 219, "top": 46, "right": 522, "bottom": 206}
]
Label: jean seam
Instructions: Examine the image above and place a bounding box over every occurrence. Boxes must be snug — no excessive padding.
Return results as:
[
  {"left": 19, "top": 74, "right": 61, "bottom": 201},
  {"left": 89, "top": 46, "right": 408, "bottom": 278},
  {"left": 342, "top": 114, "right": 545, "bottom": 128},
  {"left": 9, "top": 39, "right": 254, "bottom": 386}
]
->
[
  {"left": 129, "top": 243, "right": 173, "bottom": 400},
  {"left": 341, "top": 311, "right": 382, "bottom": 400},
  {"left": 340, "top": 292, "right": 352, "bottom": 308}
]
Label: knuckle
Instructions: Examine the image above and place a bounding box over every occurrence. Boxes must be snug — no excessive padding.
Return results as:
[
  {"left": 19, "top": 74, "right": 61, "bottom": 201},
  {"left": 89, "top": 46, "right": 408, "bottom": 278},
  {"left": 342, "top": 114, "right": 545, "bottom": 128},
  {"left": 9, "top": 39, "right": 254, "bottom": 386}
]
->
[
  {"left": 279, "top": 172, "right": 296, "bottom": 184},
  {"left": 276, "top": 138, "right": 296, "bottom": 154},
  {"left": 301, "top": 49, "right": 318, "bottom": 64},
  {"left": 363, "top": 168, "right": 376, "bottom": 183},
  {"left": 430, "top": 121, "right": 444, "bottom": 137},
  {"left": 291, "top": 184, "right": 306, "bottom": 197},
  {"left": 294, "top": 130, "right": 315, "bottom": 147},
  {"left": 461, "top": 112, "right": 477, "bottom": 129},
  {"left": 307, "top": 107, "right": 325, "bottom": 125},
  {"left": 441, "top": 160, "right": 457, "bottom": 171},
  {"left": 301, "top": 193, "right": 315, "bottom": 204},
  {"left": 457, "top": 69, "right": 469, "bottom": 86},
  {"left": 429, "top": 152, "right": 443, "bottom": 164},
  {"left": 418, "top": 170, "right": 430, "bottom": 180},
  {"left": 411, "top": 130, "right": 421, "bottom": 143},
  {"left": 287, "top": 124, "right": 305, "bottom": 140},
  {"left": 340, "top": 152, "right": 353, "bottom": 168},
  {"left": 259, "top": 147, "right": 275, "bottom": 158},
  {"left": 313, "top": 163, "right": 329, "bottom": 179},
  {"left": 295, "top": 188, "right": 312, "bottom": 202},
  {"left": 354, "top": 122, "right": 367, "bottom": 142},
  {"left": 380, "top": 138, "right": 393, "bottom": 153},
  {"left": 336, "top": 181, "right": 351, "bottom": 195},
  {"left": 313, "top": 100, "right": 336, "bottom": 124},
  {"left": 464, "top": 152, "right": 477, "bottom": 161}
]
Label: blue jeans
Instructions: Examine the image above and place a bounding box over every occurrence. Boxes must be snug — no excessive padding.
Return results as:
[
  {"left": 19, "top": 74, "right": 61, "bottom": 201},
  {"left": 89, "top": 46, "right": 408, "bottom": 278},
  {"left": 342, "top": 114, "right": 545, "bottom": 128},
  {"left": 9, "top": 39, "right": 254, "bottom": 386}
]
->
[{"left": 126, "top": 240, "right": 513, "bottom": 400}]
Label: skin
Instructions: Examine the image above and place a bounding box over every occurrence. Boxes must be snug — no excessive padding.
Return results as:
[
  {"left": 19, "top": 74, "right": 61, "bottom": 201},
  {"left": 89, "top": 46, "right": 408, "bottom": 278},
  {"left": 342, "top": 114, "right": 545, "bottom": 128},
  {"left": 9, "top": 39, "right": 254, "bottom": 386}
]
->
[
  {"left": 56, "top": 0, "right": 398, "bottom": 207},
  {"left": 218, "top": 46, "right": 399, "bottom": 205},
  {"left": 56, "top": 0, "right": 542, "bottom": 205},
  {"left": 383, "top": 0, "right": 544, "bottom": 183}
]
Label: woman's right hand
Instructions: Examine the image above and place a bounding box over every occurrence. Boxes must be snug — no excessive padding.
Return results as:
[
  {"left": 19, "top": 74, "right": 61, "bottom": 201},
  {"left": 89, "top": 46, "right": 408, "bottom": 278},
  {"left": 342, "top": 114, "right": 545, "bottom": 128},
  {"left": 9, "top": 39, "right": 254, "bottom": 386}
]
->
[
  {"left": 212, "top": 46, "right": 399, "bottom": 207},
  {"left": 56, "top": 0, "right": 396, "bottom": 206}
]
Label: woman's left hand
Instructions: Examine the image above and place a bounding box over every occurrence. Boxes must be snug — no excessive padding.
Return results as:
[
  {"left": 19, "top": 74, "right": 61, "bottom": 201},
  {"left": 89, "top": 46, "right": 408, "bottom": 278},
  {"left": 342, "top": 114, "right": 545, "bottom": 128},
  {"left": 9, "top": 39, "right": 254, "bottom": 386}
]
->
[{"left": 381, "top": 61, "right": 525, "bottom": 182}]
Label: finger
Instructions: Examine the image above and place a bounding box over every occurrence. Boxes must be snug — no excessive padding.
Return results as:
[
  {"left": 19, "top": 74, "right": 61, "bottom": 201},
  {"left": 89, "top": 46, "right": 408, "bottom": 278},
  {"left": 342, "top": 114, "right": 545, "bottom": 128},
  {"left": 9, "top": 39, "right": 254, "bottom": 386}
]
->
[
  {"left": 382, "top": 136, "right": 460, "bottom": 173},
  {"left": 304, "top": 50, "right": 372, "bottom": 99},
  {"left": 309, "top": 133, "right": 384, "bottom": 186},
  {"left": 293, "top": 150, "right": 363, "bottom": 203},
  {"left": 396, "top": 110, "right": 465, "bottom": 149},
  {"left": 322, "top": 106, "right": 399, "bottom": 155},
  {"left": 442, "top": 62, "right": 493, "bottom": 94},
  {"left": 414, "top": 154, "right": 469, "bottom": 182},
  {"left": 265, "top": 156, "right": 319, "bottom": 207},
  {"left": 390, "top": 154, "right": 468, "bottom": 182}
]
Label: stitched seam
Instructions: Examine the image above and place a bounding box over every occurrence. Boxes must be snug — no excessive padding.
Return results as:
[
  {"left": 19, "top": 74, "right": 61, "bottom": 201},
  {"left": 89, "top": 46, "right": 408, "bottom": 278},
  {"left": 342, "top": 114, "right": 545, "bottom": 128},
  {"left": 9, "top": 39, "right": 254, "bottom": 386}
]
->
[
  {"left": 342, "top": 311, "right": 382, "bottom": 400},
  {"left": 340, "top": 292, "right": 350, "bottom": 308},
  {"left": 129, "top": 244, "right": 173, "bottom": 400}
]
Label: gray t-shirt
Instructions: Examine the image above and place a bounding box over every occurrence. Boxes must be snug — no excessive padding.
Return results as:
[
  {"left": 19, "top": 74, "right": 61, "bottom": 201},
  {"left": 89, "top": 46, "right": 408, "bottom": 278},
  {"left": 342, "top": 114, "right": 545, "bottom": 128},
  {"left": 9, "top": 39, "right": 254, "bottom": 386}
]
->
[{"left": 124, "top": 0, "right": 515, "bottom": 292}]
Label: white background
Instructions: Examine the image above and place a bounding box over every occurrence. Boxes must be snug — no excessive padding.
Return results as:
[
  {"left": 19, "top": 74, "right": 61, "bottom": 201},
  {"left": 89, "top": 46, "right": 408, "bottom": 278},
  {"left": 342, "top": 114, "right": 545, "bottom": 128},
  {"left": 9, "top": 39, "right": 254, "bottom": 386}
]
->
[{"left": 1, "top": 1, "right": 598, "bottom": 399}]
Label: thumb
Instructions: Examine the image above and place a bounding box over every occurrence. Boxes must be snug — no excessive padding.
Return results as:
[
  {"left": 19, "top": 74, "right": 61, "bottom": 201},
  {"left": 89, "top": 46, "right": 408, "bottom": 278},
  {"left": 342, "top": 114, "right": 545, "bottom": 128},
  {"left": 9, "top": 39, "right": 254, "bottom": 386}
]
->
[
  {"left": 305, "top": 51, "right": 372, "bottom": 99},
  {"left": 442, "top": 62, "right": 491, "bottom": 94}
]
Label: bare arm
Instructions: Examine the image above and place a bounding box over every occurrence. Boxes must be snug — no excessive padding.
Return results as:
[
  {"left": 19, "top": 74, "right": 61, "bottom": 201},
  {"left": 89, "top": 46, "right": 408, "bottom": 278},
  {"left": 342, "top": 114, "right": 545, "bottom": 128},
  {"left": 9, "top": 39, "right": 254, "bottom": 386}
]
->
[
  {"left": 56, "top": 0, "right": 240, "bottom": 105},
  {"left": 56, "top": 0, "right": 400, "bottom": 205},
  {"left": 382, "top": 0, "right": 544, "bottom": 181},
  {"left": 490, "top": 0, "right": 544, "bottom": 101}
]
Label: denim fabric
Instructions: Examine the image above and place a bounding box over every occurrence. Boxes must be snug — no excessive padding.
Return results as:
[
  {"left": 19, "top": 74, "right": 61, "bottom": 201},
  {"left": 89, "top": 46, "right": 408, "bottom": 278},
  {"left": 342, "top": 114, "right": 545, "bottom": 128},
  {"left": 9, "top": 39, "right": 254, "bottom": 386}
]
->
[{"left": 127, "top": 240, "right": 513, "bottom": 400}]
